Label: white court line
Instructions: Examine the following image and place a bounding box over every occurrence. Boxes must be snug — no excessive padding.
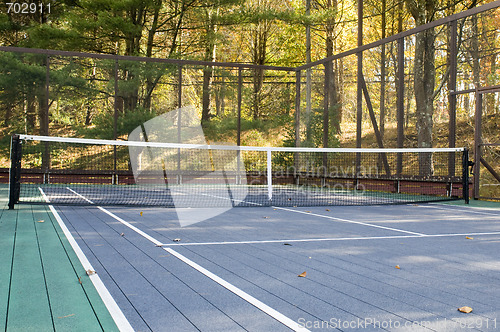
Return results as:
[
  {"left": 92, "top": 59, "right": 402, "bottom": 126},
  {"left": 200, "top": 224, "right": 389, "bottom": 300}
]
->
[
  {"left": 158, "top": 231, "right": 500, "bottom": 247},
  {"left": 427, "top": 204, "right": 500, "bottom": 216},
  {"left": 273, "top": 206, "right": 426, "bottom": 236},
  {"left": 201, "top": 193, "right": 426, "bottom": 236},
  {"left": 38, "top": 188, "right": 134, "bottom": 332},
  {"left": 67, "top": 188, "right": 163, "bottom": 246},
  {"left": 66, "top": 188, "right": 309, "bottom": 332},
  {"left": 164, "top": 247, "right": 309, "bottom": 332}
]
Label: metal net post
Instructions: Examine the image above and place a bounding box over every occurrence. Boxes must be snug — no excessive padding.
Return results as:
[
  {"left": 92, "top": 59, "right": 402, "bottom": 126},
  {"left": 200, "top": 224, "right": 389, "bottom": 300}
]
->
[{"left": 9, "top": 135, "right": 22, "bottom": 209}]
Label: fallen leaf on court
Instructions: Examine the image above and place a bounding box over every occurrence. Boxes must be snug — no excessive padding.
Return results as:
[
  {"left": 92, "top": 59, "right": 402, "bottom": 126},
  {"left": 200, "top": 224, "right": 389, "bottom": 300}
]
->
[
  {"left": 325, "top": 209, "right": 330, "bottom": 211},
  {"left": 120, "top": 233, "right": 125, "bottom": 236},
  {"left": 263, "top": 216, "right": 269, "bottom": 219},
  {"left": 458, "top": 306, "right": 473, "bottom": 313},
  {"left": 58, "top": 314, "right": 75, "bottom": 319},
  {"left": 305, "top": 211, "right": 311, "bottom": 213},
  {"left": 283, "top": 243, "right": 292, "bottom": 246},
  {"left": 298, "top": 271, "right": 307, "bottom": 277},
  {"left": 173, "top": 238, "right": 181, "bottom": 242},
  {"left": 36, "top": 220, "right": 44, "bottom": 223},
  {"left": 78, "top": 277, "right": 82, "bottom": 284},
  {"left": 395, "top": 265, "right": 401, "bottom": 269},
  {"left": 465, "top": 236, "right": 473, "bottom": 240},
  {"left": 140, "top": 211, "right": 143, "bottom": 216},
  {"left": 273, "top": 208, "right": 277, "bottom": 210},
  {"left": 86, "top": 270, "right": 96, "bottom": 276}
]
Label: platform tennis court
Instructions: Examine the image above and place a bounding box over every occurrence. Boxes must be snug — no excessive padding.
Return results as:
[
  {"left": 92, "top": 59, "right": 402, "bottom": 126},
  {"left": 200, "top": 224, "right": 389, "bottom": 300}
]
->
[{"left": 3, "top": 183, "right": 499, "bottom": 331}]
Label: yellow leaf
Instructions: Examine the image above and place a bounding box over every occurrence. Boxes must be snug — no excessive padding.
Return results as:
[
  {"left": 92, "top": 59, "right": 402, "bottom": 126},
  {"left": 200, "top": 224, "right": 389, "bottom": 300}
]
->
[
  {"left": 86, "top": 269, "right": 96, "bottom": 276},
  {"left": 395, "top": 265, "right": 401, "bottom": 270},
  {"left": 458, "top": 306, "right": 473, "bottom": 313},
  {"left": 36, "top": 220, "right": 44, "bottom": 223},
  {"left": 325, "top": 209, "right": 330, "bottom": 212},
  {"left": 465, "top": 236, "right": 473, "bottom": 240},
  {"left": 298, "top": 271, "right": 307, "bottom": 278},
  {"left": 58, "top": 314, "right": 75, "bottom": 319},
  {"left": 140, "top": 211, "right": 143, "bottom": 216},
  {"left": 305, "top": 211, "right": 311, "bottom": 213}
]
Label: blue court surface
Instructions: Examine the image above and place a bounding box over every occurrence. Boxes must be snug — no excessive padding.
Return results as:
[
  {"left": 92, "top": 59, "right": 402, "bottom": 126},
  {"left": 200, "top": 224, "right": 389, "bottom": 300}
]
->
[{"left": 49, "top": 197, "right": 500, "bottom": 331}]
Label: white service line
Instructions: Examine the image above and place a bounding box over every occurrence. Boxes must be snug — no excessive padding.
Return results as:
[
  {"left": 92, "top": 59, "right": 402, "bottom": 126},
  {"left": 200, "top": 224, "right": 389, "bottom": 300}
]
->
[
  {"left": 158, "top": 231, "right": 500, "bottom": 247},
  {"left": 66, "top": 187, "right": 310, "bottom": 332},
  {"left": 160, "top": 235, "right": 422, "bottom": 246},
  {"left": 38, "top": 188, "right": 134, "bottom": 332},
  {"left": 200, "top": 193, "right": 426, "bottom": 236},
  {"left": 273, "top": 206, "right": 426, "bottom": 236}
]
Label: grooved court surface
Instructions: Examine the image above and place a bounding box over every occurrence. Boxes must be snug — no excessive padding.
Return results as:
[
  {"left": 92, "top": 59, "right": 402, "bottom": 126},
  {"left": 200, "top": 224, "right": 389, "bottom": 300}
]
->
[
  {"left": 0, "top": 186, "right": 118, "bottom": 332},
  {"left": 3, "top": 182, "right": 500, "bottom": 331},
  {"left": 53, "top": 194, "right": 500, "bottom": 331}
]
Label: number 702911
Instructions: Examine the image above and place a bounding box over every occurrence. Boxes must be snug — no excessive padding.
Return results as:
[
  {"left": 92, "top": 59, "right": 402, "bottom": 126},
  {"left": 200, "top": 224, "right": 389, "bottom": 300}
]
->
[{"left": 6, "top": 2, "right": 51, "bottom": 14}]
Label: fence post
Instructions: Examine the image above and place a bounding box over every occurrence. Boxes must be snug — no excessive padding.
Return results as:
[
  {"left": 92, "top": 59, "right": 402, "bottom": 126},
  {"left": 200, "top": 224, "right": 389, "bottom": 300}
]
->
[
  {"left": 448, "top": 20, "right": 458, "bottom": 174},
  {"left": 396, "top": 38, "right": 405, "bottom": 175},
  {"left": 473, "top": 91, "right": 482, "bottom": 199}
]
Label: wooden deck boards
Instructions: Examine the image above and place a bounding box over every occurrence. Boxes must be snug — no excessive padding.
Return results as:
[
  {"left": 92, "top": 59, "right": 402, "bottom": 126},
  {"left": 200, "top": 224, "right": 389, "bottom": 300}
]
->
[{"left": 0, "top": 187, "right": 118, "bottom": 331}]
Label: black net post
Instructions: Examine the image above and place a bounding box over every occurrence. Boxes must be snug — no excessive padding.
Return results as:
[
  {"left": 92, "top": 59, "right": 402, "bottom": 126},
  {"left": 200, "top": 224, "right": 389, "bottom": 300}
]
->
[
  {"left": 9, "top": 134, "right": 22, "bottom": 209},
  {"left": 462, "top": 148, "right": 470, "bottom": 204}
]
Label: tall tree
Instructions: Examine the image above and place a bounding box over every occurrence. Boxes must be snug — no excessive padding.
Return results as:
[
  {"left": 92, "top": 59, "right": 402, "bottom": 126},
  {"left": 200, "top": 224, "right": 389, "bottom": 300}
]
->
[
  {"left": 406, "top": 0, "right": 479, "bottom": 174},
  {"left": 198, "top": 0, "right": 241, "bottom": 122},
  {"left": 406, "top": 0, "right": 437, "bottom": 174}
]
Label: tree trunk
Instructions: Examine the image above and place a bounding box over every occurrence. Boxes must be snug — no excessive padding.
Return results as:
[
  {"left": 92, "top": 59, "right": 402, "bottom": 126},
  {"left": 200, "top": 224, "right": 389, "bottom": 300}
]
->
[
  {"left": 486, "top": 53, "right": 497, "bottom": 115},
  {"left": 122, "top": 5, "right": 145, "bottom": 112},
  {"left": 251, "top": 19, "right": 268, "bottom": 120},
  {"left": 325, "top": 0, "right": 340, "bottom": 135},
  {"left": 380, "top": 0, "right": 387, "bottom": 139},
  {"left": 26, "top": 92, "right": 36, "bottom": 132},
  {"left": 252, "top": 67, "right": 264, "bottom": 120},
  {"left": 202, "top": 66, "right": 213, "bottom": 122},
  {"left": 202, "top": 7, "right": 218, "bottom": 122},
  {"left": 406, "top": 0, "right": 438, "bottom": 176},
  {"left": 144, "top": 0, "right": 162, "bottom": 110},
  {"left": 215, "top": 75, "right": 225, "bottom": 117},
  {"left": 414, "top": 28, "right": 436, "bottom": 175}
]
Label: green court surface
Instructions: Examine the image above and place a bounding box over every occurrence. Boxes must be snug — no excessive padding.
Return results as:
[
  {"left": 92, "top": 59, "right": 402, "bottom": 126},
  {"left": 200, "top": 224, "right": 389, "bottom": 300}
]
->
[
  {"left": 440, "top": 198, "right": 500, "bottom": 209},
  {"left": 0, "top": 185, "right": 118, "bottom": 331}
]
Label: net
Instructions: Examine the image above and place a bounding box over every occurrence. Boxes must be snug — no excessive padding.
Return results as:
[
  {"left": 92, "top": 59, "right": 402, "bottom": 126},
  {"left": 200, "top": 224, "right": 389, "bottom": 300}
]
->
[{"left": 8, "top": 135, "right": 469, "bottom": 209}]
